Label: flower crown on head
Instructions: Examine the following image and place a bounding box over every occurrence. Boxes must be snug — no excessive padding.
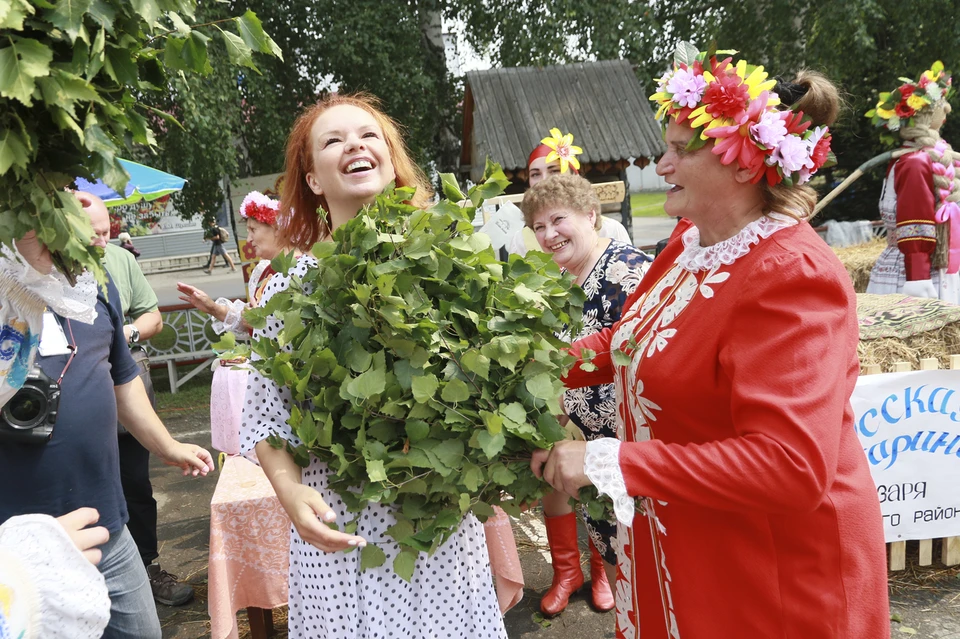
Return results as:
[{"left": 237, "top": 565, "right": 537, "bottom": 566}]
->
[
  {"left": 865, "top": 61, "right": 953, "bottom": 137},
  {"left": 649, "top": 42, "right": 835, "bottom": 187},
  {"left": 239, "top": 191, "right": 279, "bottom": 226},
  {"left": 540, "top": 128, "right": 583, "bottom": 174}
]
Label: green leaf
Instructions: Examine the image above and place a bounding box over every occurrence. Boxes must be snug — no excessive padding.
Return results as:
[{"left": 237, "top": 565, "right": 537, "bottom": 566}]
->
[
  {"left": 460, "top": 350, "right": 490, "bottom": 380},
  {"left": 167, "top": 11, "right": 191, "bottom": 35},
  {"left": 393, "top": 548, "right": 417, "bottom": 582},
  {"left": 0, "top": 127, "right": 30, "bottom": 175},
  {"left": 366, "top": 459, "right": 387, "bottom": 483},
  {"left": 525, "top": 372, "right": 557, "bottom": 400},
  {"left": 432, "top": 439, "right": 464, "bottom": 470},
  {"left": 45, "top": 0, "right": 93, "bottom": 42},
  {"left": 345, "top": 366, "right": 386, "bottom": 399},
  {"left": 360, "top": 544, "right": 386, "bottom": 571},
  {"left": 0, "top": 0, "right": 34, "bottom": 30},
  {"left": 0, "top": 37, "right": 53, "bottom": 107},
  {"left": 411, "top": 374, "right": 438, "bottom": 403},
  {"left": 404, "top": 419, "right": 430, "bottom": 443},
  {"left": 236, "top": 10, "right": 283, "bottom": 59},
  {"left": 480, "top": 410, "right": 502, "bottom": 435},
  {"left": 439, "top": 173, "right": 465, "bottom": 201},
  {"left": 490, "top": 464, "right": 517, "bottom": 485},
  {"left": 477, "top": 431, "right": 505, "bottom": 458},
  {"left": 440, "top": 378, "right": 470, "bottom": 403},
  {"left": 612, "top": 349, "right": 632, "bottom": 367},
  {"left": 129, "top": 0, "right": 161, "bottom": 25},
  {"left": 104, "top": 45, "right": 139, "bottom": 85},
  {"left": 178, "top": 31, "right": 211, "bottom": 74},
  {"left": 385, "top": 518, "right": 415, "bottom": 542},
  {"left": 216, "top": 25, "right": 256, "bottom": 71}
]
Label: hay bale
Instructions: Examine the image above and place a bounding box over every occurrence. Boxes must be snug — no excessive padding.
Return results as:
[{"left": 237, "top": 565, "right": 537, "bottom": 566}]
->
[
  {"left": 833, "top": 239, "right": 886, "bottom": 293},
  {"left": 857, "top": 292, "right": 960, "bottom": 370},
  {"left": 858, "top": 325, "right": 960, "bottom": 371}
]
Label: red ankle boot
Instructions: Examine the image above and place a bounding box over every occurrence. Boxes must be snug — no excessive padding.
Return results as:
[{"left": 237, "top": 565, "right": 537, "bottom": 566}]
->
[
  {"left": 540, "top": 513, "right": 584, "bottom": 617},
  {"left": 588, "top": 538, "right": 615, "bottom": 612}
]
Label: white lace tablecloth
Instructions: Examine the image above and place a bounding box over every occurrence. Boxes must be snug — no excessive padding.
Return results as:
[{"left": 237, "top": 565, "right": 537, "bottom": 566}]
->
[{"left": 208, "top": 455, "right": 290, "bottom": 639}]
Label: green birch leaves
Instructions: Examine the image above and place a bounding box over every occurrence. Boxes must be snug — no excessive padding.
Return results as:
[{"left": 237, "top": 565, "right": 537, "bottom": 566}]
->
[{"left": 250, "top": 164, "right": 585, "bottom": 578}]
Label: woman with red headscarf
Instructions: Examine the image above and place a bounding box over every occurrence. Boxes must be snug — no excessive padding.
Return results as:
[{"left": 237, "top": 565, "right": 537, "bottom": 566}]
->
[{"left": 509, "top": 130, "right": 631, "bottom": 255}]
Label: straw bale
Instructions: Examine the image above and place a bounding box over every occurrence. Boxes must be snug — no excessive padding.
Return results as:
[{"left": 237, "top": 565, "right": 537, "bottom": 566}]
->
[
  {"left": 833, "top": 239, "right": 886, "bottom": 293},
  {"left": 858, "top": 324, "right": 960, "bottom": 371}
]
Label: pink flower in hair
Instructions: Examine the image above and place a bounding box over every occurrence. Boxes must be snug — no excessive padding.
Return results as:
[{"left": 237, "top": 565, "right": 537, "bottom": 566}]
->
[
  {"left": 749, "top": 110, "right": 787, "bottom": 148},
  {"left": 666, "top": 68, "right": 707, "bottom": 109}
]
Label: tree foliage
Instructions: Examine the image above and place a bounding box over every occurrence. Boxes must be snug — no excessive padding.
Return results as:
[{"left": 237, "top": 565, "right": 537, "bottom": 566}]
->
[
  {"left": 448, "top": 0, "right": 960, "bottom": 219},
  {"left": 243, "top": 165, "right": 584, "bottom": 578},
  {"left": 142, "top": 0, "right": 461, "bottom": 225},
  {"left": 0, "top": 0, "right": 281, "bottom": 277}
]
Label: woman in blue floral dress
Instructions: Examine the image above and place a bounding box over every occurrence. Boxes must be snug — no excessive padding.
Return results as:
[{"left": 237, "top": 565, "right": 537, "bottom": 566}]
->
[{"left": 521, "top": 173, "right": 651, "bottom": 616}]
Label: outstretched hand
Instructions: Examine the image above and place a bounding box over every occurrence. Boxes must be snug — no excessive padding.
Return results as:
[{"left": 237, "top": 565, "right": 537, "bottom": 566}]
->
[
  {"left": 278, "top": 483, "right": 368, "bottom": 553},
  {"left": 161, "top": 442, "right": 214, "bottom": 477},
  {"left": 176, "top": 282, "right": 219, "bottom": 316}
]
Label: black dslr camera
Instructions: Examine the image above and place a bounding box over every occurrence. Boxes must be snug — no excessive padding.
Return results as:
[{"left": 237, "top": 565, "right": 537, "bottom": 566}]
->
[{"left": 0, "top": 366, "right": 60, "bottom": 444}]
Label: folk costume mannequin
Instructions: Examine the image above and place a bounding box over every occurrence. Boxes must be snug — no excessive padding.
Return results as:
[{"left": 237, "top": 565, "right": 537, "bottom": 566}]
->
[
  {"left": 522, "top": 169, "right": 650, "bottom": 618},
  {"left": 509, "top": 130, "right": 631, "bottom": 256},
  {"left": 240, "top": 94, "right": 507, "bottom": 639},
  {"left": 532, "top": 46, "right": 890, "bottom": 639},
  {"left": 866, "top": 62, "right": 959, "bottom": 301}
]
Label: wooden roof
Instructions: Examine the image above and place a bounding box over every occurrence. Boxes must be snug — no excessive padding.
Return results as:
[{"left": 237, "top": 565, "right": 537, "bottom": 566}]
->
[{"left": 460, "top": 60, "right": 666, "bottom": 180}]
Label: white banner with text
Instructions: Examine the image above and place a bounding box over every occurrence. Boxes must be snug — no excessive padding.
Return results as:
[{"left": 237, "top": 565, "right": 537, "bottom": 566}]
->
[{"left": 851, "top": 369, "right": 960, "bottom": 543}]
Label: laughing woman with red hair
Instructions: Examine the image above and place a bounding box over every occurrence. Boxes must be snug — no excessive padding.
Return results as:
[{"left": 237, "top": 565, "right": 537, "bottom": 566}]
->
[{"left": 239, "top": 93, "right": 507, "bottom": 639}]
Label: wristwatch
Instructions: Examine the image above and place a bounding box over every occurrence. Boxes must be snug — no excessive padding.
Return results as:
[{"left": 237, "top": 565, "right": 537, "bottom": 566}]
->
[{"left": 128, "top": 325, "right": 140, "bottom": 343}]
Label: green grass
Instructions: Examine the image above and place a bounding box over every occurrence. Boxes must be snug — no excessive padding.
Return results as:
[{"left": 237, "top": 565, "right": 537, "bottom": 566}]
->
[
  {"left": 151, "top": 366, "right": 213, "bottom": 414},
  {"left": 631, "top": 191, "right": 668, "bottom": 217}
]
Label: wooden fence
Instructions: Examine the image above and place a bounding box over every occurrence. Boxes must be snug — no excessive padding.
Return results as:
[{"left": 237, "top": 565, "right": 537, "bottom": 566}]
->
[{"left": 862, "top": 355, "right": 960, "bottom": 570}]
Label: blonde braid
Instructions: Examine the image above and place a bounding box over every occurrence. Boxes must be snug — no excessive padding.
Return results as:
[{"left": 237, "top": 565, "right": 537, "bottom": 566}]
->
[{"left": 898, "top": 103, "right": 959, "bottom": 270}]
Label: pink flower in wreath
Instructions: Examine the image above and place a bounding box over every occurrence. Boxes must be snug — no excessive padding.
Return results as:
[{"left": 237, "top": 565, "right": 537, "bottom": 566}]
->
[{"left": 666, "top": 68, "right": 707, "bottom": 109}]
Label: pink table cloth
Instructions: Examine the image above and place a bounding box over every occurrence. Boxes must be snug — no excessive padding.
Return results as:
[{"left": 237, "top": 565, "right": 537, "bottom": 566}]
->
[
  {"left": 208, "top": 455, "right": 290, "bottom": 639},
  {"left": 210, "top": 363, "right": 250, "bottom": 455}
]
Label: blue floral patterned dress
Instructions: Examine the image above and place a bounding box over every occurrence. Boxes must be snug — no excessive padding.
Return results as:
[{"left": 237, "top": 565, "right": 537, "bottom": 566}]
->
[{"left": 560, "top": 240, "right": 651, "bottom": 563}]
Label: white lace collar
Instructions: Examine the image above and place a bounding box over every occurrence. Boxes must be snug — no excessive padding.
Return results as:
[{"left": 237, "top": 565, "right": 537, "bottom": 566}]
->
[{"left": 677, "top": 213, "right": 798, "bottom": 273}]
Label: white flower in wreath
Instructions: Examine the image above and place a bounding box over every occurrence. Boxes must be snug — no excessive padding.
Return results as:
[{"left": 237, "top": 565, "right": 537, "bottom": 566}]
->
[
  {"left": 699, "top": 267, "right": 730, "bottom": 299},
  {"left": 645, "top": 327, "right": 677, "bottom": 358}
]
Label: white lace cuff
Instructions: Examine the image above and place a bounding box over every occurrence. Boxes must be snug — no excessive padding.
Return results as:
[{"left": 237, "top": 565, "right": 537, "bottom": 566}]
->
[
  {"left": 584, "top": 437, "right": 635, "bottom": 527},
  {"left": 0, "top": 514, "right": 110, "bottom": 639},
  {"left": 211, "top": 297, "right": 247, "bottom": 336}
]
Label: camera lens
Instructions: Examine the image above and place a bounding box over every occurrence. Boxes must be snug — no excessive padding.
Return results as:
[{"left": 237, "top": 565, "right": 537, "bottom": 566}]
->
[{"left": 3, "top": 387, "right": 47, "bottom": 429}]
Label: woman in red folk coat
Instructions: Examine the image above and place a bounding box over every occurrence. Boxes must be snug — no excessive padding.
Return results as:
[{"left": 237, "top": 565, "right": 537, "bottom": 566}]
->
[{"left": 532, "top": 45, "right": 890, "bottom": 639}]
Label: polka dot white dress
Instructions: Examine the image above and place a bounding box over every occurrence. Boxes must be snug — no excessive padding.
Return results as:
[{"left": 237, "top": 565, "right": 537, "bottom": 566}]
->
[{"left": 240, "top": 254, "right": 507, "bottom": 639}]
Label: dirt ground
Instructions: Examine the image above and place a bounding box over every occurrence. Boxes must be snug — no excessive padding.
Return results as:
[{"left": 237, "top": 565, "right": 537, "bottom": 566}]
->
[{"left": 152, "top": 406, "right": 960, "bottom": 639}]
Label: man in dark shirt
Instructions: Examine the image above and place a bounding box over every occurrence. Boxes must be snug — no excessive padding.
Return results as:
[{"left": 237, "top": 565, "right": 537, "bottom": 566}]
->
[{"left": 0, "top": 198, "right": 213, "bottom": 639}]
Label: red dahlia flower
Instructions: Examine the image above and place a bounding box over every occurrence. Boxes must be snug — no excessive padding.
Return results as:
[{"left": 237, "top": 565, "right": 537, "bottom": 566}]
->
[{"left": 703, "top": 72, "right": 750, "bottom": 120}]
